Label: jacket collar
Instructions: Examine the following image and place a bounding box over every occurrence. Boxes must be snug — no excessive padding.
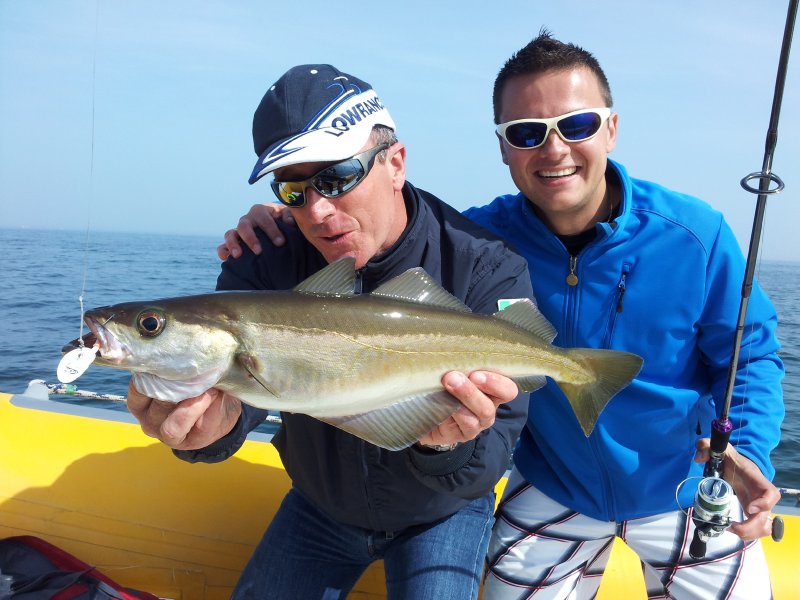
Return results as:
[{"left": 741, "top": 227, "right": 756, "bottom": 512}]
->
[{"left": 359, "top": 182, "right": 428, "bottom": 291}]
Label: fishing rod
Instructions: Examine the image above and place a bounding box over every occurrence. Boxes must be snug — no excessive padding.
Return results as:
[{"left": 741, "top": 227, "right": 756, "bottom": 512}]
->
[{"left": 689, "top": 0, "right": 798, "bottom": 559}]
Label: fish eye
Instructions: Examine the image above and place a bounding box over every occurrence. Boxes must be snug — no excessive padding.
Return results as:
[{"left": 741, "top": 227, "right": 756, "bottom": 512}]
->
[{"left": 136, "top": 310, "right": 166, "bottom": 337}]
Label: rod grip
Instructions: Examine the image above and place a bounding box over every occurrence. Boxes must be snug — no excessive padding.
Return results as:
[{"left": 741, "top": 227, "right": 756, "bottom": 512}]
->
[{"left": 709, "top": 418, "right": 733, "bottom": 454}]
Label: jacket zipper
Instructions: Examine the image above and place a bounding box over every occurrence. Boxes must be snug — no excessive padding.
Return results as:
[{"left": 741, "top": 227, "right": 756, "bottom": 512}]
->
[
  {"left": 597, "top": 262, "right": 632, "bottom": 520},
  {"left": 565, "top": 249, "right": 633, "bottom": 521},
  {"left": 616, "top": 267, "right": 629, "bottom": 313},
  {"left": 602, "top": 263, "right": 630, "bottom": 348},
  {"left": 562, "top": 253, "right": 614, "bottom": 519}
]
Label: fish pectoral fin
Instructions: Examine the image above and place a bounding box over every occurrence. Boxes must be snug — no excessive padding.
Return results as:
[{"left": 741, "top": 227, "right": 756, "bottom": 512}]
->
[
  {"left": 320, "top": 391, "right": 462, "bottom": 451},
  {"left": 236, "top": 353, "right": 280, "bottom": 398}
]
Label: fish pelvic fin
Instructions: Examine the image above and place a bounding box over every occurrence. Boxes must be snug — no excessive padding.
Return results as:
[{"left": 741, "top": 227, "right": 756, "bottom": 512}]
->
[
  {"left": 293, "top": 257, "right": 357, "bottom": 296},
  {"left": 557, "top": 349, "right": 644, "bottom": 437},
  {"left": 493, "top": 299, "right": 557, "bottom": 343},
  {"left": 320, "top": 391, "right": 462, "bottom": 450}
]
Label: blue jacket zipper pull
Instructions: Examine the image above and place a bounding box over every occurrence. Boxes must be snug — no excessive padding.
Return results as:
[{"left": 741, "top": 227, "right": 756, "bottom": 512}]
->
[{"left": 616, "top": 270, "right": 628, "bottom": 312}]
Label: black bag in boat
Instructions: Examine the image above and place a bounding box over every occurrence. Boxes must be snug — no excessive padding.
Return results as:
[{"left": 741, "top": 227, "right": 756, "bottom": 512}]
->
[{"left": 0, "top": 535, "right": 159, "bottom": 599}]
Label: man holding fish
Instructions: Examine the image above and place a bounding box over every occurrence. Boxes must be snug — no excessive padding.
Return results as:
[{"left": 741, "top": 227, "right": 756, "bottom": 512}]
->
[
  {"left": 120, "top": 63, "right": 640, "bottom": 599},
  {"left": 221, "top": 34, "right": 785, "bottom": 599}
]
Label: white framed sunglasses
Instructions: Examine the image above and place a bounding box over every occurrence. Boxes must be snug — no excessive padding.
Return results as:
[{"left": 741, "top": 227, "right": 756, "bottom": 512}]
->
[{"left": 496, "top": 107, "right": 612, "bottom": 150}]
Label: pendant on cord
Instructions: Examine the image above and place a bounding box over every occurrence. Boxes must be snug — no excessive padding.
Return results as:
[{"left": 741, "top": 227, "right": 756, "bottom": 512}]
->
[{"left": 566, "top": 256, "right": 579, "bottom": 286}]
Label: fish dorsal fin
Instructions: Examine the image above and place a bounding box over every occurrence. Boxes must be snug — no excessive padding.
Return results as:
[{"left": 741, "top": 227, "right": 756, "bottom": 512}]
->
[
  {"left": 372, "top": 268, "right": 471, "bottom": 312},
  {"left": 293, "top": 257, "right": 357, "bottom": 296},
  {"left": 493, "top": 299, "right": 557, "bottom": 343}
]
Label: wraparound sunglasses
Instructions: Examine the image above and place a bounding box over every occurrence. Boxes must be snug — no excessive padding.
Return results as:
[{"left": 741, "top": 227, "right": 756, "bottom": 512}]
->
[
  {"left": 496, "top": 108, "right": 612, "bottom": 150},
  {"left": 270, "top": 143, "right": 390, "bottom": 207}
]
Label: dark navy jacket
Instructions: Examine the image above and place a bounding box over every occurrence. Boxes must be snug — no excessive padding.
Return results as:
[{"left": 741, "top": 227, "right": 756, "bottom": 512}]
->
[{"left": 177, "top": 182, "right": 532, "bottom": 531}]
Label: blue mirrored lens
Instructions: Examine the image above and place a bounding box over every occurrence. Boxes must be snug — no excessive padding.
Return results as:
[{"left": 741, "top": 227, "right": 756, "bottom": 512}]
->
[
  {"left": 505, "top": 122, "right": 548, "bottom": 148},
  {"left": 557, "top": 112, "right": 602, "bottom": 140}
]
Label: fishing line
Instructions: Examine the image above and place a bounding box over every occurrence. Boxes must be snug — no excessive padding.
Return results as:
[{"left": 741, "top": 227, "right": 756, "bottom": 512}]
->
[
  {"left": 688, "top": 0, "right": 797, "bottom": 558},
  {"left": 76, "top": 0, "right": 101, "bottom": 348},
  {"left": 675, "top": 477, "right": 704, "bottom": 518},
  {"left": 727, "top": 211, "right": 771, "bottom": 487},
  {"left": 57, "top": 0, "right": 102, "bottom": 384}
]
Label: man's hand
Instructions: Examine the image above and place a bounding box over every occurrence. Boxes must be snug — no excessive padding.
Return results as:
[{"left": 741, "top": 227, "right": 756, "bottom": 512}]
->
[
  {"left": 217, "top": 203, "right": 294, "bottom": 260},
  {"left": 694, "top": 438, "right": 782, "bottom": 541},
  {"left": 418, "top": 371, "right": 519, "bottom": 447},
  {"left": 127, "top": 381, "right": 242, "bottom": 451}
]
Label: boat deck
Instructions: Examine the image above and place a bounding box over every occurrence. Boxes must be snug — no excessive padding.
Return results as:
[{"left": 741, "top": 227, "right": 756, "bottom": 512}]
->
[{"left": 0, "top": 386, "right": 796, "bottom": 598}]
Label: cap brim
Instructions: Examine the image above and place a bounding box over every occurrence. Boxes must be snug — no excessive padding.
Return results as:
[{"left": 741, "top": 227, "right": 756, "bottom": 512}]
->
[{"left": 249, "top": 125, "right": 374, "bottom": 184}]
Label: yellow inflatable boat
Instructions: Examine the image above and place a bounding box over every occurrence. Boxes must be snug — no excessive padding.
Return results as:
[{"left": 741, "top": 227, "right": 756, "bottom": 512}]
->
[{"left": 1, "top": 384, "right": 796, "bottom": 599}]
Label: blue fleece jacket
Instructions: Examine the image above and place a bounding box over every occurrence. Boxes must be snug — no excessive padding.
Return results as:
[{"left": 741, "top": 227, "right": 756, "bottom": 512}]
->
[{"left": 465, "top": 159, "right": 784, "bottom": 521}]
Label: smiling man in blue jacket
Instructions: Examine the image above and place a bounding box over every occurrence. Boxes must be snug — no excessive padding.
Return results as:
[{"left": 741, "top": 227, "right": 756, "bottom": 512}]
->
[{"left": 470, "top": 32, "right": 784, "bottom": 600}]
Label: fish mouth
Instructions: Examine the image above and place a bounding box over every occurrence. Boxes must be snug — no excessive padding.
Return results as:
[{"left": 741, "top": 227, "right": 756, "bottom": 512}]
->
[{"left": 62, "top": 316, "right": 132, "bottom": 364}]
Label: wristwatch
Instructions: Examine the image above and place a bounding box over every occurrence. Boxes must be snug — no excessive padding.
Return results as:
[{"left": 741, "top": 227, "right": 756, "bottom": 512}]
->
[{"left": 422, "top": 443, "right": 458, "bottom": 452}]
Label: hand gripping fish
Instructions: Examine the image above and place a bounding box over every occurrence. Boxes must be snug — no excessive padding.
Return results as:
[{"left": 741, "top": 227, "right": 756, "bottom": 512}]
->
[{"left": 63, "top": 258, "right": 643, "bottom": 450}]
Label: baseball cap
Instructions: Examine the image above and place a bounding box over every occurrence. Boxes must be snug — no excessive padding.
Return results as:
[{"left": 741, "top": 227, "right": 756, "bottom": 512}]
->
[{"left": 249, "top": 64, "right": 396, "bottom": 184}]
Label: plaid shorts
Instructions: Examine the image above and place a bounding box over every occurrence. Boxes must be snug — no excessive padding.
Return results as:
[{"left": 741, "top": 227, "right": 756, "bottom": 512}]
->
[{"left": 483, "top": 468, "right": 772, "bottom": 600}]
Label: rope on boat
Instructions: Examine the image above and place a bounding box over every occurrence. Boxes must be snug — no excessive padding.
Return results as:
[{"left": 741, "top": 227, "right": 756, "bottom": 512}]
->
[
  {"left": 27, "top": 379, "right": 284, "bottom": 425},
  {"left": 32, "top": 379, "right": 127, "bottom": 402},
  {"left": 778, "top": 487, "right": 800, "bottom": 501}
]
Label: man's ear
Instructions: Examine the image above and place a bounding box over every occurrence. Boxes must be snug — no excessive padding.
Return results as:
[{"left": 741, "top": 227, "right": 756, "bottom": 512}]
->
[
  {"left": 498, "top": 134, "right": 510, "bottom": 165},
  {"left": 605, "top": 111, "right": 619, "bottom": 154},
  {"left": 387, "top": 143, "right": 407, "bottom": 191}
]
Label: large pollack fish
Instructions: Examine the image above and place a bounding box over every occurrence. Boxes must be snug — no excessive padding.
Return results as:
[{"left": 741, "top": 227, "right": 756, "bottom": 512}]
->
[{"left": 63, "top": 258, "right": 642, "bottom": 450}]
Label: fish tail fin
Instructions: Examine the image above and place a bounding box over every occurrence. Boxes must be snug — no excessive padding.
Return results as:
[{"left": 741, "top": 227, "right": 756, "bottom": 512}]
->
[{"left": 556, "top": 349, "right": 643, "bottom": 437}]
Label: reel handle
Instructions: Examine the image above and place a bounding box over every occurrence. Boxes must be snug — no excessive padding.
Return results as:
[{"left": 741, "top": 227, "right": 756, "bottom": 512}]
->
[
  {"left": 689, "top": 529, "right": 708, "bottom": 559},
  {"left": 772, "top": 515, "right": 785, "bottom": 542}
]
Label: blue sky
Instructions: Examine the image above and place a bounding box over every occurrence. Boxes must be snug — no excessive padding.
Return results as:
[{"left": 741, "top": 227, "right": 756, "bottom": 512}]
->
[{"left": 1, "top": 0, "right": 798, "bottom": 261}]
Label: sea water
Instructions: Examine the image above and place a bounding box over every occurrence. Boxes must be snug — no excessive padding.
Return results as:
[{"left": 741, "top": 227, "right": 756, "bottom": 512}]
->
[{"left": 0, "top": 228, "right": 797, "bottom": 501}]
